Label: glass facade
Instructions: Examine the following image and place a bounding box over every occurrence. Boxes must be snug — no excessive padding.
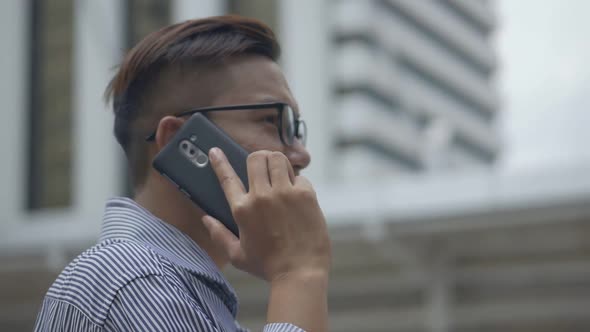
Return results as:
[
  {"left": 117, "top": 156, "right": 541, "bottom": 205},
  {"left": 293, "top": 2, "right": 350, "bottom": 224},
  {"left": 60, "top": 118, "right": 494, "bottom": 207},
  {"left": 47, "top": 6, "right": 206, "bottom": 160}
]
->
[{"left": 27, "top": 0, "right": 74, "bottom": 210}]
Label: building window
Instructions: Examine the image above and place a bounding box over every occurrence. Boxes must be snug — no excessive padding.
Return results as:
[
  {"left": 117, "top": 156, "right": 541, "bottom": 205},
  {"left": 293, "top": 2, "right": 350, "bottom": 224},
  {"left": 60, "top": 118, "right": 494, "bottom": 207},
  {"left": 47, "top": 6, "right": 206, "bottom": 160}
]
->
[
  {"left": 438, "top": 0, "right": 490, "bottom": 39},
  {"left": 376, "top": 0, "right": 491, "bottom": 77},
  {"left": 27, "top": 0, "right": 75, "bottom": 210},
  {"left": 451, "top": 133, "right": 495, "bottom": 164},
  {"left": 227, "top": 0, "right": 279, "bottom": 34},
  {"left": 399, "top": 60, "right": 493, "bottom": 123}
]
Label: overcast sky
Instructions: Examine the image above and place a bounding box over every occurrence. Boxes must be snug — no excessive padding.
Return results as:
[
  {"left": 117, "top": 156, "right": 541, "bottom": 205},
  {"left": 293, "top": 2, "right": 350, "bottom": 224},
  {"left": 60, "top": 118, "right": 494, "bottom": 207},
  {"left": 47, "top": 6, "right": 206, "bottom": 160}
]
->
[{"left": 496, "top": 0, "right": 590, "bottom": 172}]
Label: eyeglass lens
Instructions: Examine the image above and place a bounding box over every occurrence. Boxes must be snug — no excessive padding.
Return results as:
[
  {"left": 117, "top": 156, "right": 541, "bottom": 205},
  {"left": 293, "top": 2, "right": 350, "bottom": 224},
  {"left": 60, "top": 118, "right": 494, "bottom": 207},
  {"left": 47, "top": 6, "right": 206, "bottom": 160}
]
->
[
  {"left": 298, "top": 120, "right": 307, "bottom": 146},
  {"left": 281, "top": 105, "right": 295, "bottom": 145},
  {"left": 280, "top": 105, "right": 307, "bottom": 146}
]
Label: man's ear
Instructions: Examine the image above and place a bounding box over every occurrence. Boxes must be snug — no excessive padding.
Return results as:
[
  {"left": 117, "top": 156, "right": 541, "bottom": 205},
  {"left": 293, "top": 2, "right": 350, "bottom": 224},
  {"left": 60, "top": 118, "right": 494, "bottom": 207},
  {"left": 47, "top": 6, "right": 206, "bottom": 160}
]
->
[{"left": 155, "top": 116, "right": 184, "bottom": 150}]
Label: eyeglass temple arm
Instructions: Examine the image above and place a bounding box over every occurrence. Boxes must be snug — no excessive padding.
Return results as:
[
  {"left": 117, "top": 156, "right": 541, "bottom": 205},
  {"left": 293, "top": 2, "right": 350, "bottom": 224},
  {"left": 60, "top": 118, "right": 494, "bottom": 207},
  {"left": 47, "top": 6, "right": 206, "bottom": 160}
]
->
[{"left": 144, "top": 103, "right": 287, "bottom": 142}]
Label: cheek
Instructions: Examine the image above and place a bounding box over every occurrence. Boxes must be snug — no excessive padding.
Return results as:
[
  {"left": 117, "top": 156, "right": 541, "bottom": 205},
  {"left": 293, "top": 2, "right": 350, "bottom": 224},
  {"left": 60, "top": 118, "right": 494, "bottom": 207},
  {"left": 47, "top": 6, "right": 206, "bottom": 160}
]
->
[{"left": 239, "top": 133, "right": 284, "bottom": 153}]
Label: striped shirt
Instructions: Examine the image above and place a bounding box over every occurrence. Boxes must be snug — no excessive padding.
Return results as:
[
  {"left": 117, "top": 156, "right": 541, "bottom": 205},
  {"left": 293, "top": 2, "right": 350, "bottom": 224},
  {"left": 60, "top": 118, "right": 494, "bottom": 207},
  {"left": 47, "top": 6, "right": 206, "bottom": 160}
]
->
[{"left": 34, "top": 197, "right": 304, "bottom": 332}]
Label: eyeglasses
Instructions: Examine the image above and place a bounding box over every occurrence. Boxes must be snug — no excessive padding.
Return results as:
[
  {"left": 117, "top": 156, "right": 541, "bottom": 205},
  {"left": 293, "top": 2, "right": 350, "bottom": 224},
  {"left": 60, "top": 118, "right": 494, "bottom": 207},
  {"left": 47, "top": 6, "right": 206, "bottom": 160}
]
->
[{"left": 145, "top": 102, "right": 307, "bottom": 146}]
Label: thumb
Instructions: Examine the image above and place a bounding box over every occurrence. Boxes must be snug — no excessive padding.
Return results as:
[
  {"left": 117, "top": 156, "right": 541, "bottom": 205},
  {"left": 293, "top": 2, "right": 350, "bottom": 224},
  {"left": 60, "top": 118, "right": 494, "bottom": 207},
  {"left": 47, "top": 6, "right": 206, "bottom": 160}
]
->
[{"left": 202, "top": 215, "right": 245, "bottom": 265}]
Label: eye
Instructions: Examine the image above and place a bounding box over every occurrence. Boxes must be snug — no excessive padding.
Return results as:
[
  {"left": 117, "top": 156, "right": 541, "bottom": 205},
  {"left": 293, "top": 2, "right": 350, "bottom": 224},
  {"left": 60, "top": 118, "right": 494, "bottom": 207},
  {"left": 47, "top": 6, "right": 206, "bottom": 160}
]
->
[{"left": 263, "top": 115, "right": 279, "bottom": 126}]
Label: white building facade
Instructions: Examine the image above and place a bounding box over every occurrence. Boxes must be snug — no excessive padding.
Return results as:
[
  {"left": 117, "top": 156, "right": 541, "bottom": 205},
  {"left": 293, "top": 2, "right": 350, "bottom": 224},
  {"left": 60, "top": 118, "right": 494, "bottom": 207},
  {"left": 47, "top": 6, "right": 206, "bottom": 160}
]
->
[
  {"left": 0, "top": 0, "right": 500, "bottom": 244},
  {"left": 2, "top": 1, "right": 590, "bottom": 332},
  {"left": 331, "top": 0, "right": 500, "bottom": 179}
]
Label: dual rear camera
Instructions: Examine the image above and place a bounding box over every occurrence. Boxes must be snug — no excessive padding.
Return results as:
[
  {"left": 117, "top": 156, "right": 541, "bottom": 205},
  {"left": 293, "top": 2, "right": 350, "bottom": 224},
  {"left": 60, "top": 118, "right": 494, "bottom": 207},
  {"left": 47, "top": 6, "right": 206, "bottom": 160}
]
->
[
  {"left": 181, "top": 142, "right": 196, "bottom": 156},
  {"left": 179, "top": 139, "right": 208, "bottom": 168}
]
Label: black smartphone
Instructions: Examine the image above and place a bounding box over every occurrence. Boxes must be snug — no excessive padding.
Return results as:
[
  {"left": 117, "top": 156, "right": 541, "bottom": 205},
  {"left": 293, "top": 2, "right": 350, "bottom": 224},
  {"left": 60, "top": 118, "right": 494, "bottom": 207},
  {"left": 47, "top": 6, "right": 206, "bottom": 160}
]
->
[{"left": 152, "top": 113, "right": 249, "bottom": 237}]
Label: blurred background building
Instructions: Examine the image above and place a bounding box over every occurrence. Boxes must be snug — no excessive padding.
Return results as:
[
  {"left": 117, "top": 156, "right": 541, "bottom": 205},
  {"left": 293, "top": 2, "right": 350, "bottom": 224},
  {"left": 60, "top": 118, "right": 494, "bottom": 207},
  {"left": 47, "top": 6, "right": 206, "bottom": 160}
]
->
[
  {"left": 332, "top": 0, "right": 499, "bottom": 178},
  {"left": 1, "top": 0, "right": 589, "bottom": 331}
]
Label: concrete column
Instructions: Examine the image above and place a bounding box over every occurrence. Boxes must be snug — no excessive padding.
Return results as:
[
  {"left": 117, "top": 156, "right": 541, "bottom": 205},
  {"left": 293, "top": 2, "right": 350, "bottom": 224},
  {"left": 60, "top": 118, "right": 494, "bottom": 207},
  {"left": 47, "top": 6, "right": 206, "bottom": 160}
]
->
[
  {"left": 0, "top": 0, "right": 29, "bottom": 226},
  {"left": 426, "top": 252, "right": 452, "bottom": 332},
  {"left": 72, "top": 0, "right": 125, "bottom": 221}
]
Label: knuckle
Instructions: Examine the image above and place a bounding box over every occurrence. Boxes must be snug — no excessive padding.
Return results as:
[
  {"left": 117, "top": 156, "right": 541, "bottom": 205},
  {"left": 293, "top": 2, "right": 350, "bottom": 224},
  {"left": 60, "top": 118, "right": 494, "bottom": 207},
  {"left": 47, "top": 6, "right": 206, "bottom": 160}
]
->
[
  {"left": 247, "top": 150, "right": 270, "bottom": 167},
  {"left": 275, "top": 189, "right": 293, "bottom": 204},
  {"left": 297, "top": 187, "right": 317, "bottom": 202},
  {"left": 253, "top": 191, "right": 273, "bottom": 206},
  {"left": 274, "top": 186, "right": 292, "bottom": 199},
  {"left": 249, "top": 150, "right": 271, "bottom": 160},
  {"left": 232, "top": 199, "right": 250, "bottom": 218},
  {"left": 274, "top": 154, "right": 291, "bottom": 168},
  {"left": 219, "top": 174, "right": 235, "bottom": 187},
  {"left": 246, "top": 153, "right": 259, "bottom": 163},
  {"left": 269, "top": 151, "right": 286, "bottom": 161}
]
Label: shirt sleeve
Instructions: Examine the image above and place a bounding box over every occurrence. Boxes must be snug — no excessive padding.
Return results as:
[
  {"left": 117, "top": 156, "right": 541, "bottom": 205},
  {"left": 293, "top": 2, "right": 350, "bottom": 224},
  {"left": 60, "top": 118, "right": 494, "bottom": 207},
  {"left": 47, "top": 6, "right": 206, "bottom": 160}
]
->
[
  {"left": 235, "top": 320, "right": 306, "bottom": 332},
  {"left": 105, "top": 275, "right": 221, "bottom": 332},
  {"left": 263, "top": 323, "right": 306, "bottom": 332}
]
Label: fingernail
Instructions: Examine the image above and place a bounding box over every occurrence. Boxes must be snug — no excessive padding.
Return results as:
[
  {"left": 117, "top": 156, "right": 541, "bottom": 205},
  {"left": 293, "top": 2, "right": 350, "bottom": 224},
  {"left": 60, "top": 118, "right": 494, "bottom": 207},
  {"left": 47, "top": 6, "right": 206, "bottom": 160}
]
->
[{"left": 209, "top": 147, "right": 221, "bottom": 162}]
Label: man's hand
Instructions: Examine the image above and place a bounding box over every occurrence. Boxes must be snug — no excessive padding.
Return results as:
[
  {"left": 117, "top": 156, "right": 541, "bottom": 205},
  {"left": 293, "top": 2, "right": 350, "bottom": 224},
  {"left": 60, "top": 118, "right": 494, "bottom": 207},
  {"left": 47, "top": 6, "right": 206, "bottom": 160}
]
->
[
  {"left": 203, "top": 148, "right": 331, "bottom": 282},
  {"left": 203, "top": 147, "right": 331, "bottom": 332}
]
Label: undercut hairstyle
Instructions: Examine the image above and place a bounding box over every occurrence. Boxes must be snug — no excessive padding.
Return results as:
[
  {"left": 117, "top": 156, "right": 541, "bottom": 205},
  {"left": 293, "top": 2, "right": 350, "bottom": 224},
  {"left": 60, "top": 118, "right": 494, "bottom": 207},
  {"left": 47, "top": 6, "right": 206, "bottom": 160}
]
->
[{"left": 104, "top": 15, "right": 281, "bottom": 190}]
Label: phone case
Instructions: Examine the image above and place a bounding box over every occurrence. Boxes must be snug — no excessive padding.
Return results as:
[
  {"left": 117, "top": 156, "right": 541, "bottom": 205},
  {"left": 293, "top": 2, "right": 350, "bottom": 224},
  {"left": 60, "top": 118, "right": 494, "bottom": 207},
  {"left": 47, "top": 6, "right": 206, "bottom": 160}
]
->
[{"left": 152, "top": 113, "right": 249, "bottom": 237}]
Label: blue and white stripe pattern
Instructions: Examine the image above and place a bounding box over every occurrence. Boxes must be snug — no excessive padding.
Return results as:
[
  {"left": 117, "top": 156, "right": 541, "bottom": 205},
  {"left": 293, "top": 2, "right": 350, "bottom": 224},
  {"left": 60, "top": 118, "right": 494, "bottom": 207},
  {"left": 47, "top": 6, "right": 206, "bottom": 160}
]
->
[{"left": 34, "top": 197, "right": 304, "bottom": 332}]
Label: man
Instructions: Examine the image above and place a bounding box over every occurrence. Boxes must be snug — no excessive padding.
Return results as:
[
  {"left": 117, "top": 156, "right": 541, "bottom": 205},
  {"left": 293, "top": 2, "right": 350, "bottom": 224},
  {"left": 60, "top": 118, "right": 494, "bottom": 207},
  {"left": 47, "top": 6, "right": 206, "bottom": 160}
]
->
[{"left": 35, "top": 16, "right": 331, "bottom": 332}]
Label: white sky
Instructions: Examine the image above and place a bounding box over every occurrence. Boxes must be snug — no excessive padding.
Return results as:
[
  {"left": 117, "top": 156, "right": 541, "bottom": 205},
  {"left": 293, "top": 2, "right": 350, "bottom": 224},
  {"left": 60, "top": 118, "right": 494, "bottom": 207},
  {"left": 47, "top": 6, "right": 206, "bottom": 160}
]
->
[{"left": 496, "top": 0, "right": 590, "bottom": 172}]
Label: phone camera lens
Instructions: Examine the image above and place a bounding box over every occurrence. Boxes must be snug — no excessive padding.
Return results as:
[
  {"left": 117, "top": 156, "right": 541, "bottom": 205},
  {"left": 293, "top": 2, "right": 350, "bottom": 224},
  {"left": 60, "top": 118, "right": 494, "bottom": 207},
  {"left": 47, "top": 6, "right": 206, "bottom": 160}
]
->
[
  {"left": 196, "top": 154, "right": 208, "bottom": 166},
  {"left": 189, "top": 149, "right": 195, "bottom": 155},
  {"left": 181, "top": 142, "right": 188, "bottom": 149}
]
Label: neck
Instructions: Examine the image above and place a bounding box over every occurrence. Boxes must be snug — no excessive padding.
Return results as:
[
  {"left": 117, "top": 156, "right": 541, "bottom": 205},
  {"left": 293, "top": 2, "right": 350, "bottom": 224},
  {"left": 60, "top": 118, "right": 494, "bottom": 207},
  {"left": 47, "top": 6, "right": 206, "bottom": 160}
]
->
[{"left": 134, "top": 177, "right": 229, "bottom": 269}]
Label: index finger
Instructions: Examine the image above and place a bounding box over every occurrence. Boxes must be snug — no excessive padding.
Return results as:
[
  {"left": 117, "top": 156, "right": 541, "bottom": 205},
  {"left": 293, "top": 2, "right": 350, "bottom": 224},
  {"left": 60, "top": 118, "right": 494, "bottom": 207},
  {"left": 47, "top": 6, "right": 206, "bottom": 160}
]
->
[{"left": 209, "top": 147, "right": 246, "bottom": 204}]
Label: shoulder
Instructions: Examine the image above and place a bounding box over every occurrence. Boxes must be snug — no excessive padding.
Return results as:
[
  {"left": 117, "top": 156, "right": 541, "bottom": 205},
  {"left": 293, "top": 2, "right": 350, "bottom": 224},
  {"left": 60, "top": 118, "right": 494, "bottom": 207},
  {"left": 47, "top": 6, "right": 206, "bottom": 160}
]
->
[
  {"left": 61, "top": 239, "right": 165, "bottom": 285},
  {"left": 105, "top": 273, "right": 216, "bottom": 331},
  {"left": 44, "top": 239, "right": 166, "bottom": 324}
]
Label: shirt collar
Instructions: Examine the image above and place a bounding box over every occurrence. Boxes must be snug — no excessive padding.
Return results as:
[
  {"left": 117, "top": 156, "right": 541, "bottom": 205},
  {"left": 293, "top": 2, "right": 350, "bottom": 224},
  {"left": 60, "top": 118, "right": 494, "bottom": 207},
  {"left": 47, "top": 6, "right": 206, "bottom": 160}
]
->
[{"left": 99, "top": 197, "right": 238, "bottom": 315}]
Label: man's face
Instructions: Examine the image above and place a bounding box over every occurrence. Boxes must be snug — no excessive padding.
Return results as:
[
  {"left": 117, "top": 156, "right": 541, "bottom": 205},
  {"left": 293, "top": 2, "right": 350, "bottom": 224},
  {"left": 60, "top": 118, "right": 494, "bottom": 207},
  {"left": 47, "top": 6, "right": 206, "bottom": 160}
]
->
[{"left": 157, "top": 55, "right": 311, "bottom": 175}]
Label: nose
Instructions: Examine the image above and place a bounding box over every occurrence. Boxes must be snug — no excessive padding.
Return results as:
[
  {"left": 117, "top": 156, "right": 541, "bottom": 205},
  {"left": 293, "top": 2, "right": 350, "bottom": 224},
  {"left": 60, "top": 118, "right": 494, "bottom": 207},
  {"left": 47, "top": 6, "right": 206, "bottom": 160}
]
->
[{"left": 285, "top": 140, "right": 311, "bottom": 174}]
